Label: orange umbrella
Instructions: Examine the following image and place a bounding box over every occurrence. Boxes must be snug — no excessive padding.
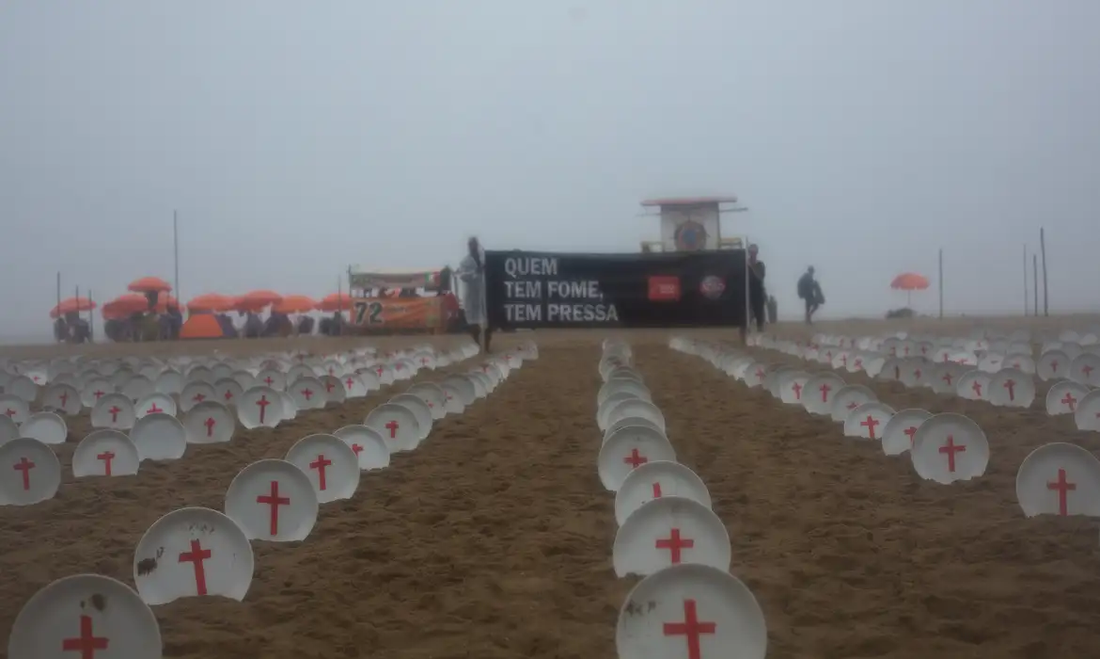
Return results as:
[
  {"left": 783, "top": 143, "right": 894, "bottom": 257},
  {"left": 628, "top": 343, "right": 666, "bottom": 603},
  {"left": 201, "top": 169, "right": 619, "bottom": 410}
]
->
[
  {"left": 101, "top": 301, "right": 124, "bottom": 321},
  {"left": 49, "top": 296, "right": 97, "bottom": 319},
  {"left": 272, "top": 295, "right": 317, "bottom": 314},
  {"left": 891, "top": 272, "right": 930, "bottom": 306},
  {"left": 154, "top": 294, "right": 180, "bottom": 313},
  {"left": 187, "top": 293, "right": 232, "bottom": 314},
  {"left": 230, "top": 296, "right": 269, "bottom": 313},
  {"left": 890, "top": 273, "right": 929, "bottom": 290},
  {"left": 104, "top": 293, "right": 152, "bottom": 316},
  {"left": 128, "top": 276, "right": 173, "bottom": 293},
  {"left": 317, "top": 292, "right": 352, "bottom": 312},
  {"left": 237, "top": 290, "right": 283, "bottom": 310}
]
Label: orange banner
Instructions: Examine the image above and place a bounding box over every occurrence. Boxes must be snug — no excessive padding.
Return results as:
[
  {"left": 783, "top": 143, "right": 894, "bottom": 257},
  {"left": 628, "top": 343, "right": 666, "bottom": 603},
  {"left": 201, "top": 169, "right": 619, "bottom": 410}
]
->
[{"left": 349, "top": 296, "right": 448, "bottom": 331}]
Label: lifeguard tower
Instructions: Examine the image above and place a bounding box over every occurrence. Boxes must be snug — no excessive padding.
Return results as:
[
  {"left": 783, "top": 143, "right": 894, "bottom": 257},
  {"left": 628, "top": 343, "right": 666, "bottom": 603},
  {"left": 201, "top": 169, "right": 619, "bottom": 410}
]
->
[{"left": 639, "top": 196, "right": 746, "bottom": 252}]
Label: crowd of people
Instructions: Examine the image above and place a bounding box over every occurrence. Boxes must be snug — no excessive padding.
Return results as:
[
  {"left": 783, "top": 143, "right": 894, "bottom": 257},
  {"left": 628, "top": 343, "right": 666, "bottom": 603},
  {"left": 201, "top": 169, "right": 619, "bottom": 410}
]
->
[
  {"left": 52, "top": 313, "right": 92, "bottom": 344},
  {"left": 57, "top": 302, "right": 351, "bottom": 344},
  {"left": 98, "top": 308, "right": 349, "bottom": 342}
]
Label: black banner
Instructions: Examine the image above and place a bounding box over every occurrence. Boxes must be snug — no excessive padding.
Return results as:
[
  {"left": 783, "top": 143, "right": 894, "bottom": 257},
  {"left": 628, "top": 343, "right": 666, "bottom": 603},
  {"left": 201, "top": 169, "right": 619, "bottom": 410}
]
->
[{"left": 485, "top": 250, "right": 747, "bottom": 330}]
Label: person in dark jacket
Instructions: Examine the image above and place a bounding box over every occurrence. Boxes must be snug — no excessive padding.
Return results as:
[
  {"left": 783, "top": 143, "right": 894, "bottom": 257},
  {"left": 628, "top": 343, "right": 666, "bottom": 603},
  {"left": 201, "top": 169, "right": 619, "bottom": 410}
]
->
[
  {"left": 747, "top": 244, "right": 766, "bottom": 331},
  {"left": 243, "top": 312, "right": 264, "bottom": 338},
  {"left": 216, "top": 313, "right": 237, "bottom": 338},
  {"left": 53, "top": 317, "right": 68, "bottom": 342},
  {"left": 167, "top": 305, "right": 183, "bottom": 339},
  {"left": 797, "top": 266, "right": 825, "bottom": 324}
]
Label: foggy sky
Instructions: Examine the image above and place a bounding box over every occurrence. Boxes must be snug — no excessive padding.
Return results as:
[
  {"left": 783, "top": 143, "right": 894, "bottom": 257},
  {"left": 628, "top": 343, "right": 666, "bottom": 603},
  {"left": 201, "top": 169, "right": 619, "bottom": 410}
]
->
[{"left": 2, "top": 1, "right": 1098, "bottom": 340}]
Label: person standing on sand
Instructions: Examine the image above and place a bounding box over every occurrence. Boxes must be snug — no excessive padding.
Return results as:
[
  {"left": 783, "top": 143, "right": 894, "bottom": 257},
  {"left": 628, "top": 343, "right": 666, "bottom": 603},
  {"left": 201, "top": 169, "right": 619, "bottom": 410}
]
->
[
  {"left": 456, "top": 236, "right": 492, "bottom": 352},
  {"left": 798, "top": 266, "right": 824, "bottom": 324},
  {"left": 747, "top": 243, "right": 766, "bottom": 330},
  {"left": 739, "top": 244, "right": 767, "bottom": 344}
]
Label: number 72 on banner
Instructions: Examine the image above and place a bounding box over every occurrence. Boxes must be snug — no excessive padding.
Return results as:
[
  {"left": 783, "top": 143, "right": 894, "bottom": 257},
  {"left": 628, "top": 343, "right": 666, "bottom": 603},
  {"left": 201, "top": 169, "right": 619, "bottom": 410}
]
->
[{"left": 353, "top": 301, "right": 383, "bottom": 325}]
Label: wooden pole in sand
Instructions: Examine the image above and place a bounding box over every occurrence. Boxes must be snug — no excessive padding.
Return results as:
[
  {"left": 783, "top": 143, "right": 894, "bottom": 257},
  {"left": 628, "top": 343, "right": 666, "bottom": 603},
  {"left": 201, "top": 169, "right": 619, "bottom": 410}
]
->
[
  {"left": 341, "top": 268, "right": 349, "bottom": 336},
  {"left": 1023, "top": 244, "right": 1029, "bottom": 316},
  {"left": 1040, "top": 227, "right": 1049, "bottom": 316},
  {"left": 938, "top": 248, "right": 944, "bottom": 319},
  {"left": 173, "top": 211, "right": 180, "bottom": 306},
  {"left": 73, "top": 285, "right": 80, "bottom": 342},
  {"left": 1033, "top": 254, "right": 1039, "bottom": 319}
]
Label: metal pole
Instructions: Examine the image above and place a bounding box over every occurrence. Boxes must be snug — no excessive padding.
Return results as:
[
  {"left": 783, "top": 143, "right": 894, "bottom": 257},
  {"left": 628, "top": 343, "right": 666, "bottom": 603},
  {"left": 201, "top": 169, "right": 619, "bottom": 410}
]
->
[
  {"left": 173, "top": 210, "right": 180, "bottom": 303},
  {"left": 938, "top": 248, "right": 944, "bottom": 319},
  {"left": 88, "top": 290, "right": 95, "bottom": 342},
  {"left": 340, "top": 267, "right": 348, "bottom": 335},
  {"left": 743, "top": 237, "right": 751, "bottom": 339},
  {"left": 1023, "top": 244, "right": 1029, "bottom": 316},
  {"left": 1040, "top": 227, "right": 1049, "bottom": 316},
  {"left": 1033, "top": 254, "right": 1039, "bottom": 319}
]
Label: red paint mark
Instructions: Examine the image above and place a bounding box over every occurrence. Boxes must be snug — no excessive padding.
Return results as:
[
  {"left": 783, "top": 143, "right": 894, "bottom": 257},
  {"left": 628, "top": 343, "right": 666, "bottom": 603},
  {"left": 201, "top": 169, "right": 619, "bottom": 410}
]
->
[
  {"left": 257, "top": 480, "right": 291, "bottom": 536},
  {"left": 61, "top": 614, "right": 109, "bottom": 658},
  {"left": 655, "top": 528, "right": 694, "bottom": 564},
  {"left": 860, "top": 414, "right": 880, "bottom": 439},
  {"left": 96, "top": 451, "right": 114, "bottom": 476},
  {"left": 938, "top": 435, "right": 966, "bottom": 473},
  {"left": 13, "top": 456, "right": 34, "bottom": 490},
  {"left": 662, "top": 599, "right": 716, "bottom": 659},
  {"left": 178, "top": 539, "right": 212, "bottom": 596},
  {"left": 904, "top": 426, "right": 918, "bottom": 446},
  {"left": 255, "top": 395, "right": 271, "bottom": 424},
  {"left": 623, "top": 448, "right": 648, "bottom": 468},
  {"left": 1046, "top": 468, "right": 1076, "bottom": 516},
  {"left": 309, "top": 454, "right": 333, "bottom": 491}
]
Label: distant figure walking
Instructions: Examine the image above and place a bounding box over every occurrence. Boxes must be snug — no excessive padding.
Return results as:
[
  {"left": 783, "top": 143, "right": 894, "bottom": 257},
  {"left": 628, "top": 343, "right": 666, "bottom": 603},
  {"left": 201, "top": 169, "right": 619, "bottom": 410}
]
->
[
  {"left": 798, "top": 266, "right": 825, "bottom": 324},
  {"left": 457, "top": 236, "right": 492, "bottom": 352}
]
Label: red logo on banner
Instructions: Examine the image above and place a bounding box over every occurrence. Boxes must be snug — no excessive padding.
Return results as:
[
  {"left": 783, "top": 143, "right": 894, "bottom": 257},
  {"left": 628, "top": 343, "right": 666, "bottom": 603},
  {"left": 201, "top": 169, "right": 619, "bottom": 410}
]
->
[
  {"left": 648, "top": 276, "right": 681, "bottom": 302},
  {"left": 699, "top": 275, "right": 726, "bottom": 300}
]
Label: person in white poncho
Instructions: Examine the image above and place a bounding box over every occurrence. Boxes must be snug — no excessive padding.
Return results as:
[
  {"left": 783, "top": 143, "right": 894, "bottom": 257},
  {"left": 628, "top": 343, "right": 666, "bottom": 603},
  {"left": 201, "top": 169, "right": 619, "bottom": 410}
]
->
[{"left": 456, "top": 236, "right": 492, "bottom": 352}]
